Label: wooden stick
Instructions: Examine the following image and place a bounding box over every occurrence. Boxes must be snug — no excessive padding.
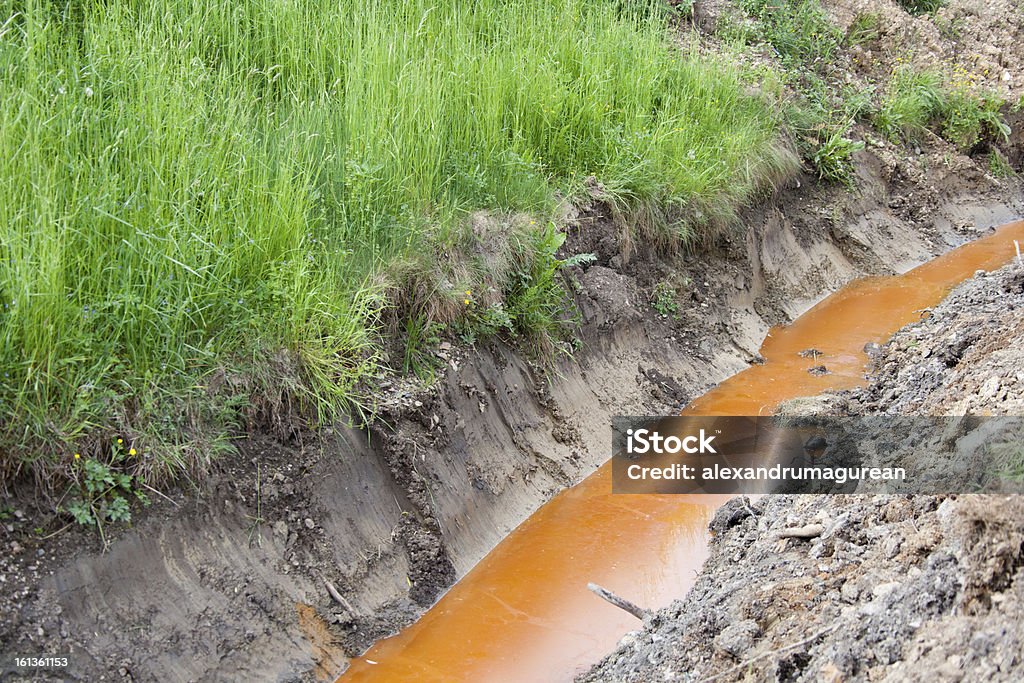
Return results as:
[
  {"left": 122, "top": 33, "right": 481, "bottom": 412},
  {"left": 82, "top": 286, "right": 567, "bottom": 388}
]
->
[
  {"left": 587, "top": 583, "right": 650, "bottom": 620},
  {"left": 325, "top": 579, "right": 355, "bottom": 613},
  {"left": 775, "top": 523, "right": 824, "bottom": 540}
]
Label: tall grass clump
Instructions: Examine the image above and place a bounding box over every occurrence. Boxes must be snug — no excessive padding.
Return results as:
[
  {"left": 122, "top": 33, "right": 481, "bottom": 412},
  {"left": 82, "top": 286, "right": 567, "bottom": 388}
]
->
[
  {"left": 736, "top": 0, "right": 842, "bottom": 66},
  {"left": 0, "top": 0, "right": 790, "bottom": 496},
  {"left": 875, "top": 65, "right": 1009, "bottom": 149},
  {"left": 897, "top": 0, "right": 945, "bottom": 15}
]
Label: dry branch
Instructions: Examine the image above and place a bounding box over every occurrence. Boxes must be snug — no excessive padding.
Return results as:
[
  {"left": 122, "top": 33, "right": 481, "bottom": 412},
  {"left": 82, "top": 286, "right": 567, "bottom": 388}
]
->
[
  {"left": 587, "top": 583, "right": 651, "bottom": 620},
  {"left": 325, "top": 579, "right": 355, "bottom": 613}
]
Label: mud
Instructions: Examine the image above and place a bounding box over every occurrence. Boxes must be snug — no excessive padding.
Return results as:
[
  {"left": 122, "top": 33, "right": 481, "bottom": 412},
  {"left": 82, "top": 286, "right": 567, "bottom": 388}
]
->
[
  {"left": 846, "top": 260, "right": 1024, "bottom": 415},
  {"left": 4, "top": 27, "right": 1024, "bottom": 683},
  {"left": 581, "top": 492, "right": 1024, "bottom": 683},
  {"left": 582, "top": 263, "right": 1024, "bottom": 683}
]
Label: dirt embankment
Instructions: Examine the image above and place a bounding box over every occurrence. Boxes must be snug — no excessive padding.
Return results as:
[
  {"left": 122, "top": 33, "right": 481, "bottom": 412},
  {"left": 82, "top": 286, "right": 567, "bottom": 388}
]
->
[
  {"left": 3, "top": 152, "right": 1020, "bottom": 683},
  {"left": 4, "top": 11, "right": 1024, "bottom": 679},
  {"left": 848, "top": 262, "right": 1024, "bottom": 416},
  {"left": 581, "top": 262, "right": 1024, "bottom": 683}
]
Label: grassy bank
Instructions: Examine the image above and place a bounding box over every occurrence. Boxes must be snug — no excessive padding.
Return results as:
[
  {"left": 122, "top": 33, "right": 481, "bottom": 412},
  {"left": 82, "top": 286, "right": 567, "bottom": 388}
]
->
[{"left": 0, "top": 0, "right": 793, "bottom": 500}]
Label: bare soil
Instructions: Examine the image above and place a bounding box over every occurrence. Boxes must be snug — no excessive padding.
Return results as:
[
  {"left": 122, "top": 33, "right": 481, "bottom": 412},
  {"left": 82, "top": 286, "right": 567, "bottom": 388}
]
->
[{"left": 847, "top": 261, "right": 1024, "bottom": 416}]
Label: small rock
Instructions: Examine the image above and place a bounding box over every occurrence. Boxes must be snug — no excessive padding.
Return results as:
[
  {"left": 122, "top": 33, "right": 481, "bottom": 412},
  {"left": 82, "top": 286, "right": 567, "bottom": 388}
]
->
[
  {"left": 618, "top": 631, "right": 640, "bottom": 649},
  {"left": 872, "top": 581, "right": 900, "bottom": 599},
  {"left": 776, "top": 523, "right": 825, "bottom": 540},
  {"left": 713, "top": 619, "right": 761, "bottom": 658},
  {"left": 937, "top": 660, "right": 963, "bottom": 681},
  {"left": 980, "top": 376, "right": 1000, "bottom": 398},
  {"left": 883, "top": 535, "right": 902, "bottom": 560},
  {"left": 804, "top": 435, "right": 828, "bottom": 453},
  {"left": 873, "top": 637, "right": 902, "bottom": 665},
  {"left": 304, "top": 518, "right": 316, "bottom": 530},
  {"left": 808, "top": 365, "right": 831, "bottom": 376}
]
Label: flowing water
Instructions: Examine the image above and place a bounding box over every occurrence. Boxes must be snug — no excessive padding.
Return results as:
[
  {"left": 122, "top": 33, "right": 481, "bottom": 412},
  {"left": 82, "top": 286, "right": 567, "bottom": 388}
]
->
[{"left": 339, "top": 221, "right": 1024, "bottom": 683}]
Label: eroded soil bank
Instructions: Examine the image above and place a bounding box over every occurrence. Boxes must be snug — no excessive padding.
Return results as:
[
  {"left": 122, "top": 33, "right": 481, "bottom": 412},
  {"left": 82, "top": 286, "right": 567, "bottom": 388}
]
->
[
  {"left": 4, "top": 1, "right": 1024, "bottom": 681},
  {"left": 2, "top": 137, "right": 1022, "bottom": 682},
  {"left": 340, "top": 222, "right": 1024, "bottom": 683},
  {"left": 581, "top": 261, "right": 1024, "bottom": 683}
]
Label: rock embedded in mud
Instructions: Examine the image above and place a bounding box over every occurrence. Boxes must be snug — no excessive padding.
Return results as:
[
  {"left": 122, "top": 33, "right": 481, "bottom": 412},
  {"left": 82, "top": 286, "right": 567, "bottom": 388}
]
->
[
  {"left": 863, "top": 342, "right": 883, "bottom": 358},
  {"left": 713, "top": 619, "right": 761, "bottom": 658},
  {"left": 808, "top": 365, "right": 831, "bottom": 376},
  {"left": 804, "top": 435, "right": 828, "bottom": 453},
  {"left": 708, "top": 497, "right": 756, "bottom": 538}
]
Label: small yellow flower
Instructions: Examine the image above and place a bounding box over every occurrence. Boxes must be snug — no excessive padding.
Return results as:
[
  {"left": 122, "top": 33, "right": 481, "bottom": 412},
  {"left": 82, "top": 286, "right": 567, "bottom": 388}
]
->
[
  {"left": 465, "top": 290, "right": 471, "bottom": 296},
  {"left": 464, "top": 299, "right": 470, "bottom": 305},
  {"left": 117, "top": 438, "right": 123, "bottom": 444},
  {"left": 129, "top": 448, "right": 137, "bottom": 456},
  {"left": 74, "top": 453, "right": 81, "bottom": 460}
]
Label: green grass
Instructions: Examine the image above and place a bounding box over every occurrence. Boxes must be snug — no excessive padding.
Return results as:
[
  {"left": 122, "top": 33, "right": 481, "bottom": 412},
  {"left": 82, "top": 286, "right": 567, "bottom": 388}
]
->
[
  {"left": 845, "top": 12, "right": 882, "bottom": 47},
  {"left": 874, "top": 65, "right": 1009, "bottom": 149},
  {"left": 896, "top": 0, "right": 946, "bottom": 16},
  {"left": 736, "top": 0, "right": 842, "bottom": 66},
  {"left": 0, "top": 0, "right": 792, "bottom": 496},
  {"left": 874, "top": 67, "right": 946, "bottom": 141}
]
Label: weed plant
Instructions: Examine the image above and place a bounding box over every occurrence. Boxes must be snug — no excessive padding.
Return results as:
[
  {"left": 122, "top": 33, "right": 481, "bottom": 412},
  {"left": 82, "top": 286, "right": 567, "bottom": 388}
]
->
[{"left": 875, "top": 65, "right": 1009, "bottom": 149}]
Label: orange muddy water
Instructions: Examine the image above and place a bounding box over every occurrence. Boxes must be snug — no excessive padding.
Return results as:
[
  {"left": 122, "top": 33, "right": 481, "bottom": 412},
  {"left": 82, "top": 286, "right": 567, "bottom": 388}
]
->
[{"left": 339, "top": 221, "right": 1024, "bottom": 683}]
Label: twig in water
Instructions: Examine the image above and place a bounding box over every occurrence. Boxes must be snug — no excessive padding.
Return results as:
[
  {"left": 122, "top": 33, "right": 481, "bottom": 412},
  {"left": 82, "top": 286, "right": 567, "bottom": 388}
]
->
[
  {"left": 699, "top": 623, "right": 840, "bottom": 683},
  {"left": 587, "top": 583, "right": 651, "bottom": 620}
]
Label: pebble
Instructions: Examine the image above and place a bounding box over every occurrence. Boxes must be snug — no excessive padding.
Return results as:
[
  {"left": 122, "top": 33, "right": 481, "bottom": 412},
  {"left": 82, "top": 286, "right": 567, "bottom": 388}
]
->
[
  {"left": 713, "top": 619, "right": 761, "bottom": 658},
  {"left": 304, "top": 518, "right": 316, "bottom": 529},
  {"left": 980, "top": 376, "right": 1001, "bottom": 398},
  {"left": 872, "top": 581, "right": 900, "bottom": 599}
]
